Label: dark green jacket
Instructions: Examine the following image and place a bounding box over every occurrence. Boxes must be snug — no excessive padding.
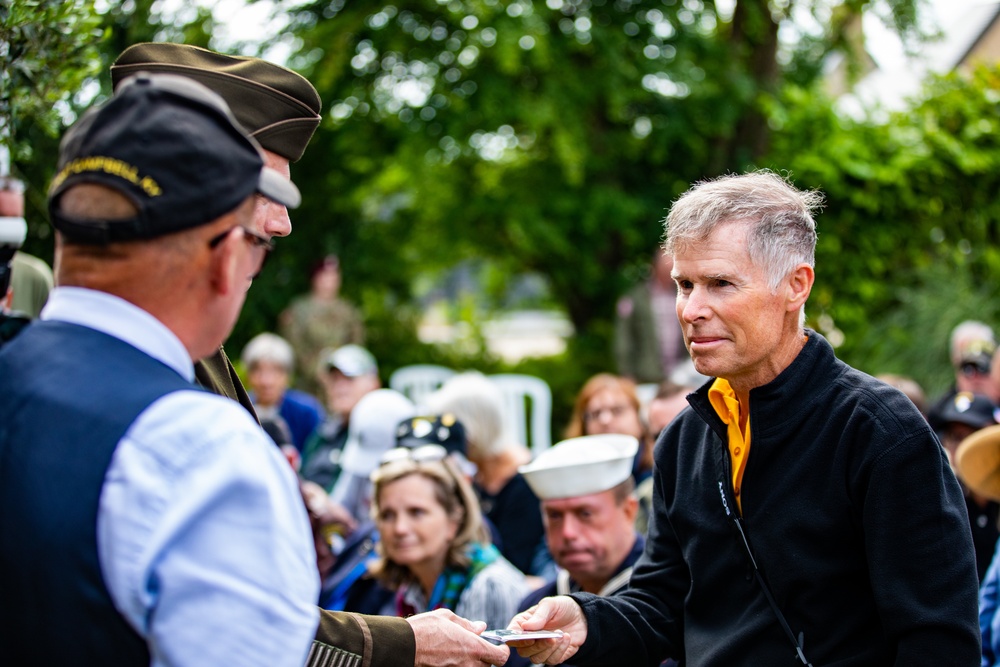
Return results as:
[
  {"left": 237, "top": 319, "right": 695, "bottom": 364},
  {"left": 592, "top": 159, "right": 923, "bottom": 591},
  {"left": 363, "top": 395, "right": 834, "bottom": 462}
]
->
[{"left": 613, "top": 281, "right": 686, "bottom": 384}]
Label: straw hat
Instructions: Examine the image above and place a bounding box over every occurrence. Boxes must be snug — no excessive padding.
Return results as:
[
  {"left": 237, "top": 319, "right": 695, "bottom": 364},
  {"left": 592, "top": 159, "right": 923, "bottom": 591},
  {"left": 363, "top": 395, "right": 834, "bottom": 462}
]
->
[{"left": 955, "top": 424, "right": 1000, "bottom": 501}]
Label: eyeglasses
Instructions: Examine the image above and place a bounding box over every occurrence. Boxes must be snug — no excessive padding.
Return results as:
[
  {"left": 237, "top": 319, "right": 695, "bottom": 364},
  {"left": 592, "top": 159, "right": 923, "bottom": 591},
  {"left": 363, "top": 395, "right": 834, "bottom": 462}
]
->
[
  {"left": 379, "top": 444, "right": 449, "bottom": 467},
  {"left": 960, "top": 361, "right": 991, "bottom": 378},
  {"left": 208, "top": 226, "right": 274, "bottom": 279},
  {"left": 584, "top": 404, "right": 633, "bottom": 423}
]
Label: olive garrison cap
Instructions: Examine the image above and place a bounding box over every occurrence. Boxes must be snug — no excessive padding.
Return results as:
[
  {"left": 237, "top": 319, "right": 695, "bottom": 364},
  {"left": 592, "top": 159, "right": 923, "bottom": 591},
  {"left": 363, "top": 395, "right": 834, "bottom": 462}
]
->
[
  {"left": 111, "top": 43, "right": 321, "bottom": 162},
  {"left": 49, "top": 73, "right": 300, "bottom": 244}
]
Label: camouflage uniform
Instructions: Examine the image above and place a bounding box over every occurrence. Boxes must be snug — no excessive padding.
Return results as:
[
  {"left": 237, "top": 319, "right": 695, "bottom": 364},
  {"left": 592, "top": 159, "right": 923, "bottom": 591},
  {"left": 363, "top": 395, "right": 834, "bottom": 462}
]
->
[
  {"left": 280, "top": 296, "right": 365, "bottom": 395},
  {"left": 614, "top": 281, "right": 687, "bottom": 384},
  {"left": 10, "top": 251, "right": 54, "bottom": 318}
]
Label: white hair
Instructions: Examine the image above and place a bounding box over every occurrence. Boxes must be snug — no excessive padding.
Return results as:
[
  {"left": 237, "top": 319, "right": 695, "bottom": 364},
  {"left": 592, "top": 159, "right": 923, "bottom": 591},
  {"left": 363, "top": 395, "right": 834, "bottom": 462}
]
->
[
  {"left": 426, "top": 371, "right": 512, "bottom": 458},
  {"left": 664, "top": 170, "right": 822, "bottom": 293},
  {"left": 241, "top": 332, "right": 294, "bottom": 371},
  {"left": 949, "top": 320, "right": 996, "bottom": 364}
]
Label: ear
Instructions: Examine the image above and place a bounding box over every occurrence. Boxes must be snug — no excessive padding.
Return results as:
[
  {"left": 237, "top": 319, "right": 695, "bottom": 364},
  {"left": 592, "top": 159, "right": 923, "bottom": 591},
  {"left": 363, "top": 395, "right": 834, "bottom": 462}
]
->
[
  {"left": 446, "top": 515, "right": 461, "bottom": 542},
  {"left": 784, "top": 263, "right": 814, "bottom": 313},
  {"left": 207, "top": 226, "right": 241, "bottom": 297},
  {"left": 622, "top": 495, "right": 639, "bottom": 523}
]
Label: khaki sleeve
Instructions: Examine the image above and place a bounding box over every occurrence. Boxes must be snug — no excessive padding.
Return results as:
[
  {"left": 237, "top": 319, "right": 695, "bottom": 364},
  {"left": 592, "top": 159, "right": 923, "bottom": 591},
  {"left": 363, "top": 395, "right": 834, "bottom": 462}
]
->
[
  {"left": 309, "top": 610, "right": 415, "bottom": 667},
  {"left": 193, "top": 347, "right": 258, "bottom": 423}
]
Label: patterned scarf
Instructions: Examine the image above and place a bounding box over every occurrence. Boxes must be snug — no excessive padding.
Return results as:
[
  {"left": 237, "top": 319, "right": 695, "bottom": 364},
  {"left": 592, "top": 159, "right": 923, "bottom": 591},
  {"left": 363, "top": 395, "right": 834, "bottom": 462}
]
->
[{"left": 396, "top": 542, "right": 499, "bottom": 617}]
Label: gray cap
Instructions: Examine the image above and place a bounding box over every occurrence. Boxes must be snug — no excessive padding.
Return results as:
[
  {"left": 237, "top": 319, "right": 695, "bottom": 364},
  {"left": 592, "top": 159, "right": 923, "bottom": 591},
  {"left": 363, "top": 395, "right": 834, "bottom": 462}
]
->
[{"left": 322, "top": 344, "right": 378, "bottom": 378}]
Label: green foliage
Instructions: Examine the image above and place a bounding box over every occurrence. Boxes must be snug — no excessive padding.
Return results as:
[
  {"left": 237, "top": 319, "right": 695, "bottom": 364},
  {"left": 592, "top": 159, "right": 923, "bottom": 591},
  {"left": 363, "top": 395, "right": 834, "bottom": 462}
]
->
[
  {"left": 2, "top": 0, "right": 105, "bottom": 259},
  {"left": 850, "top": 261, "right": 1000, "bottom": 399},
  {"left": 765, "top": 65, "right": 1000, "bottom": 392},
  {"left": 20, "top": 0, "right": 979, "bottom": 422},
  {"left": 1, "top": 0, "right": 105, "bottom": 162},
  {"left": 4, "top": 0, "right": 217, "bottom": 263}
]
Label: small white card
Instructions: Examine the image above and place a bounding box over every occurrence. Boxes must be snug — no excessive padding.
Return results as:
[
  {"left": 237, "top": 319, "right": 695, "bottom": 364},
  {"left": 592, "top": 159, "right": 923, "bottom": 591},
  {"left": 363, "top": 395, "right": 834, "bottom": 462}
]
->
[{"left": 481, "top": 629, "right": 564, "bottom": 644}]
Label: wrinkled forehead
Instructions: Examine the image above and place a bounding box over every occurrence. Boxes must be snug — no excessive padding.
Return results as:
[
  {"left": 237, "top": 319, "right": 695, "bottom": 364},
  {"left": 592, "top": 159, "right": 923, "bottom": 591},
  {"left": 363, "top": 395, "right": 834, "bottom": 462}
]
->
[
  {"left": 542, "top": 489, "right": 618, "bottom": 512},
  {"left": 670, "top": 224, "right": 758, "bottom": 275}
]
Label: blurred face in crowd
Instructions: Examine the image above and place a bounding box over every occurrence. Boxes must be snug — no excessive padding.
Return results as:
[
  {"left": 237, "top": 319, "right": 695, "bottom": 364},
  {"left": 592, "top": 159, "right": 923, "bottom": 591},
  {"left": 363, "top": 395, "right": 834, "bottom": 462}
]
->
[
  {"left": 312, "top": 262, "right": 341, "bottom": 300},
  {"left": 377, "top": 472, "right": 459, "bottom": 578},
  {"left": 542, "top": 488, "right": 638, "bottom": 594},
  {"left": 583, "top": 387, "right": 643, "bottom": 439},
  {"left": 320, "top": 369, "right": 379, "bottom": 418},
  {"left": 653, "top": 249, "right": 674, "bottom": 289},
  {"left": 957, "top": 358, "right": 994, "bottom": 396},
  {"left": 647, "top": 392, "right": 690, "bottom": 437},
  {"left": 0, "top": 185, "right": 24, "bottom": 217},
  {"left": 248, "top": 360, "right": 290, "bottom": 408}
]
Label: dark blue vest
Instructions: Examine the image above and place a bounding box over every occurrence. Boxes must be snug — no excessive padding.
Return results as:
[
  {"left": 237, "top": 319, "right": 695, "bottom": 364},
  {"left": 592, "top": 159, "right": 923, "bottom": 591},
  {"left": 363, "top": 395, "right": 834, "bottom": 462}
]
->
[{"left": 0, "top": 320, "right": 198, "bottom": 665}]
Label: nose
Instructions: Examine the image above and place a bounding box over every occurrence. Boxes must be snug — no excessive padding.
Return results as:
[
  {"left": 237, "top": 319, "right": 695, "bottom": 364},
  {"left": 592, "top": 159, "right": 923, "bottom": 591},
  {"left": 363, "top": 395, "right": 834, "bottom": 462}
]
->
[
  {"left": 389, "top": 515, "right": 412, "bottom": 537},
  {"left": 678, "top": 286, "right": 708, "bottom": 324},
  {"left": 559, "top": 515, "right": 581, "bottom": 541},
  {"left": 264, "top": 200, "right": 292, "bottom": 238}
]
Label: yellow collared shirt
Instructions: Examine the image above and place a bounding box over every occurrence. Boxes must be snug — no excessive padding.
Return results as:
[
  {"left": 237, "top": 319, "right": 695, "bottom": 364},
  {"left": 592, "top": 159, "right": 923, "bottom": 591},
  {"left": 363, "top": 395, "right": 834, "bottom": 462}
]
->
[{"left": 708, "top": 377, "right": 750, "bottom": 514}]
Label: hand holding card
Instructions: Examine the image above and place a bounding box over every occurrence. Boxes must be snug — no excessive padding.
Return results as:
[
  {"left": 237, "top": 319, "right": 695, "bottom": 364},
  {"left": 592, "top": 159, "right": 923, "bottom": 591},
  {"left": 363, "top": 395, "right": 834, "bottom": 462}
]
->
[{"left": 481, "top": 629, "right": 565, "bottom": 645}]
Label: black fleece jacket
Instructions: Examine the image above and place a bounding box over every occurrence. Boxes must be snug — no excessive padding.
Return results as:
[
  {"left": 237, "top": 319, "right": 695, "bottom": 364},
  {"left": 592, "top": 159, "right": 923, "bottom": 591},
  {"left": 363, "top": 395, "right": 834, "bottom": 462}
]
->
[{"left": 570, "top": 331, "right": 980, "bottom": 666}]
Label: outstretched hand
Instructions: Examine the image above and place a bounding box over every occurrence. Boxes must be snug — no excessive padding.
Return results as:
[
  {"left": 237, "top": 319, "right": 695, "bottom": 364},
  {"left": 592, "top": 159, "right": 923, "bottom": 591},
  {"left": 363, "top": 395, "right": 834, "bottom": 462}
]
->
[
  {"left": 407, "top": 608, "right": 510, "bottom": 667},
  {"left": 506, "top": 596, "right": 588, "bottom": 665}
]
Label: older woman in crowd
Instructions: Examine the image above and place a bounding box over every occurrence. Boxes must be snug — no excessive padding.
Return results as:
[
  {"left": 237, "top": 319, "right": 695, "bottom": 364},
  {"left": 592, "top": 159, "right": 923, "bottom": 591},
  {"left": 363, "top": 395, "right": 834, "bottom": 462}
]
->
[
  {"left": 565, "top": 373, "right": 653, "bottom": 483},
  {"left": 427, "top": 372, "right": 552, "bottom": 582},
  {"left": 369, "top": 445, "right": 526, "bottom": 630}
]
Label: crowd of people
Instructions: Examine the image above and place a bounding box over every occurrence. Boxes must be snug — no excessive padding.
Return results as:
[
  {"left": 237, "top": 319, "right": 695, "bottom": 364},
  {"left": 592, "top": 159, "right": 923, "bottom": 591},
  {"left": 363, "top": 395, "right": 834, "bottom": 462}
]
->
[{"left": 3, "top": 40, "right": 1000, "bottom": 667}]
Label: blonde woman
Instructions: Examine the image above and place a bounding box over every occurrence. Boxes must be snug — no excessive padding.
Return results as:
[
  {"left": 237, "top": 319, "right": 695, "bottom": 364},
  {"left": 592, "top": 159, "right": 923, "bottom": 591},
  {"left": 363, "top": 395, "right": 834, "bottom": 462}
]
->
[{"left": 369, "top": 446, "right": 526, "bottom": 630}]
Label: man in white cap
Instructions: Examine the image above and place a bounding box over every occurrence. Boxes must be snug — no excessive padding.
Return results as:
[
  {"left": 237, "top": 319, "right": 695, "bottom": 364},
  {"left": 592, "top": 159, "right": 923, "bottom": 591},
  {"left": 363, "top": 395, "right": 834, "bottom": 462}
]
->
[
  {"left": 507, "top": 435, "right": 650, "bottom": 667},
  {"left": 300, "top": 344, "right": 382, "bottom": 491}
]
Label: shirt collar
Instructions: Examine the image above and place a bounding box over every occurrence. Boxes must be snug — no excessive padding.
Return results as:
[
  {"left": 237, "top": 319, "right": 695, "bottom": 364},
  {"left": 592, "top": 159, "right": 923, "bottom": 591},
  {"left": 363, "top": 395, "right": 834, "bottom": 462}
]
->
[
  {"left": 708, "top": 377, "right": 741, "bottom": 426},
  {"left": 40, "top": 286, "right": 195, "bottom": 382}
]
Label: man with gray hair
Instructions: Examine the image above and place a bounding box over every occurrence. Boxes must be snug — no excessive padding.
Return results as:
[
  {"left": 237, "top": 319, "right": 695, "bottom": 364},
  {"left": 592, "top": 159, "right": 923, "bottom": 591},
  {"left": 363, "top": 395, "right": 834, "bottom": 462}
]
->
[{"left": 508, "top": 170, "right": 980, "bottom": 666}]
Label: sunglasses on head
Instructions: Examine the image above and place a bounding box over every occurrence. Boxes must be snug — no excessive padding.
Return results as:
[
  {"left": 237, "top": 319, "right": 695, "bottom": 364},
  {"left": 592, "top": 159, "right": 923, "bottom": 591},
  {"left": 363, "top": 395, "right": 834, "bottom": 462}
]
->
[{"left": 379, "top": 444, "right": 449, "bottom": 467}]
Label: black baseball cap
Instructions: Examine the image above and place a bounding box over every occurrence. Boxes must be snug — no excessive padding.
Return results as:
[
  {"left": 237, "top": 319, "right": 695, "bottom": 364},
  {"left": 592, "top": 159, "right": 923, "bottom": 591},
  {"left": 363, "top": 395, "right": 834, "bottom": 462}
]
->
[
  {"left": 395, "top": 414, "right": 468, "bottom": 459},
  {"left": 940, "top": 392, "right": 999, "bottom": 430},
  {"left": 48, "top": 73, "right": 300, "bottom": 244}
]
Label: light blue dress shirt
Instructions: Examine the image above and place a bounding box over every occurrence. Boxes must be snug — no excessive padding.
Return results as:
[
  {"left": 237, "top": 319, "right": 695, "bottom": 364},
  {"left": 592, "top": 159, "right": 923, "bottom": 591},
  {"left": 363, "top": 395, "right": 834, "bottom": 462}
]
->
[{"left": 42, "top": 287, "right": 319, "bottom": 667}]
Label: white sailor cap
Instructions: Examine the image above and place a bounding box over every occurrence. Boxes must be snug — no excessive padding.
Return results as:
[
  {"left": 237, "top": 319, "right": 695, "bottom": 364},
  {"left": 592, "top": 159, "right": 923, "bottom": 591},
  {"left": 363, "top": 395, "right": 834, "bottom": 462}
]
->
[{"left": 519, "top": 434, "right": 639, "bottom": 500}]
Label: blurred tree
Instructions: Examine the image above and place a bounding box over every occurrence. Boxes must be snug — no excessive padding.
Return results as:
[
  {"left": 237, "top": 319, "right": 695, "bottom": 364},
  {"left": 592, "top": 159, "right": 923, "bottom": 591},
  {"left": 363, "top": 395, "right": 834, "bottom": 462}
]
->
[
  {"left": 765, "top": 65, "right": 1000, "bottom": 394},
  {"left": 274, "top": 0, "right": 923, "bottom": 372},
  {"left": 3, "top": 0, "right": 214, "bottom": 261},
  {"left": 1, "top": 0, "right": 104, "bottom": 257}
]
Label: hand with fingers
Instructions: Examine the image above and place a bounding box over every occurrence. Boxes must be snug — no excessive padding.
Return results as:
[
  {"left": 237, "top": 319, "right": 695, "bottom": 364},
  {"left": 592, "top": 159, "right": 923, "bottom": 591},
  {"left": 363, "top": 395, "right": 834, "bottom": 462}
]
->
[
  {"left": 407, "top": 608, "right": 511, "bottom": 667},
  {"left": 505, "top": 596, "right": 588, "bottom": 665}
]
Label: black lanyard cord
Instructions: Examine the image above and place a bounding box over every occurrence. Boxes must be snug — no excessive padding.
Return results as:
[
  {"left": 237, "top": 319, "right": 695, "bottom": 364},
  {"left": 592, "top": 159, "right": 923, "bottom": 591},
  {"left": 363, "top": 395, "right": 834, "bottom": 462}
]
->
[{"left": 727, "top": 496, "right": 815, "bottom": 666}]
